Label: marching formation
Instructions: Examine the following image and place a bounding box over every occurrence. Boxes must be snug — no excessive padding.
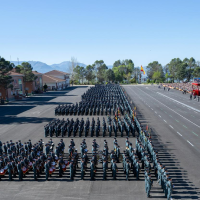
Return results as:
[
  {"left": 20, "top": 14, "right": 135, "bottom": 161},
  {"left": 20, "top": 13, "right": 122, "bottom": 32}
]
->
[
  {"left": 0, "top": 138, "right": 68, "bottom": 181},
  {"left": 0, "top": 84, "right": 174, "bottom": 199},
  {"left": 134, "top": 115, "right": 174, "bottom": 199},
  {"left": 55, "top": 85, "right": 132, "bottom": 116},
  {"left": 0, "top": 137, "right": 140, "bottom": 182},
  {"left": 44, "top": 116, "right": 135, "bottom": 138}
]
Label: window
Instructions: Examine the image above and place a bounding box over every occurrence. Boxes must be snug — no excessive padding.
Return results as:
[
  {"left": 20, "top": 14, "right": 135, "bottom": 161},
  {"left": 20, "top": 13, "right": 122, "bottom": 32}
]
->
[
  {"left": 40, "top": 77, "right": 42, "bottom": 87},
  {"left": 18, "top": 79, "right": 22, "bottom": 92}
]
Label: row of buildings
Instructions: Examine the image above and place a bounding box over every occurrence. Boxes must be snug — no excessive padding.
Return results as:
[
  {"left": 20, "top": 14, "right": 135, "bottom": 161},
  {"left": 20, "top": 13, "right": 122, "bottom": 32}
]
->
[{"left": 0, "top": 70, "right": 70, "bottom": 100}]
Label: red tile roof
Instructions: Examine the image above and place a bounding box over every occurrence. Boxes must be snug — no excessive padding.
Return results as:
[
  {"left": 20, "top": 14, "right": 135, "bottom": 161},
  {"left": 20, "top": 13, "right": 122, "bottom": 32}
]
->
[
  {"left": 44, "top": 70, "right": 70, "bottom": 76},
  {"left": 42, "top": 74, "right": 66, "bottom": 83},
  {"left": 32, "top": 71, "right": 43, "bottom": 75},
  {"left": 9, "top": 71, "right": 24, "bottom": 76}
]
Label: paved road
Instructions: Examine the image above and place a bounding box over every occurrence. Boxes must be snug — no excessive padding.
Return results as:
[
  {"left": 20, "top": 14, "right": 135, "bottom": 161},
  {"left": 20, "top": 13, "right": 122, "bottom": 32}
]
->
[
  {"left": 0, "top": 86, "right": 167, "bottom": 200},
  {"left": 123, "top": 85, "right": 200, "bottom": 199}
]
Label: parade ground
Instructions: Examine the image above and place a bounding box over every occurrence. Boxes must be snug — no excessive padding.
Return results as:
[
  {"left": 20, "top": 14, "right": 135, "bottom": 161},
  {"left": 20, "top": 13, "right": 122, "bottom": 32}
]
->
[{"left": 0, "top": 85, "right": 200, "bottom": 200}]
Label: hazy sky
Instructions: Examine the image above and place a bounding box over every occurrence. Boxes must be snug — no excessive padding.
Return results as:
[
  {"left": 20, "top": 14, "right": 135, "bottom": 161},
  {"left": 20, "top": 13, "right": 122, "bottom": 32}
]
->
[{"left": 0, "top": 0, "right": 200, "bottom": 67}]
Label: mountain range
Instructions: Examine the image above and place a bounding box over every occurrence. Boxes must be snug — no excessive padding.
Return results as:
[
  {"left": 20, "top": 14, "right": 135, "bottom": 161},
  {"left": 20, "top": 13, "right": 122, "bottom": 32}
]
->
[
  {"left": 10, "top": 61, "right": 86, "bottom": 73},
  {"left": 11, "top": 61, "right": 113, "bottom": 73}
]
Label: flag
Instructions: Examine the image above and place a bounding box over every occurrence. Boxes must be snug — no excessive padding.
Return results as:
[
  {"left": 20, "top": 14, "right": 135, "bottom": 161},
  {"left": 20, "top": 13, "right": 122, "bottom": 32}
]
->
[{"left": 141, "top": 65, "right": 145, "bottom": 75}]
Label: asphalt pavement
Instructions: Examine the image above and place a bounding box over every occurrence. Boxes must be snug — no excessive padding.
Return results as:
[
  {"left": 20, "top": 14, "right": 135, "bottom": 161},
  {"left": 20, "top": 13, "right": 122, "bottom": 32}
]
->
[
  {"left": 123, "top": 84, "right": 200, "bottom": 199},
  {"left": 0, "top": 86, "right": 168, "bottom": 200},
  {"left": 1, "top": 85, "right": 199, "bottom": 199}
]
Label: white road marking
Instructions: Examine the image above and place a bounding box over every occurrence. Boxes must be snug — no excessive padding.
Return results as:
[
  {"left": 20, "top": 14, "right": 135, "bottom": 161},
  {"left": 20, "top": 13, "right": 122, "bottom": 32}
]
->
[
  {"left": 177, "top": 132, "right": 182, "bottom": 136},
  {"left": 159, "top": 115, "right": 161, "bottom": 118},
  {"left": 169, "top": 125, "right": 174, "bottom": 129},
  {"left": 135, "top": 88, "right": 200, "bottom": 129},
  {"left": 164, "top": 120, "right": 167, "bottom": 123},
  {"left": 157, "top": 92, "right": 200, "bottom": 114},
  {"left": 192, "top": 131, "right": 198, "bottom": 136},
  {"left": 155, "top": 111, "right": 157, "bottom": 114},
  {"left": 151, "top": 108, "right": 153, "bottom": 110},
  {"left": 187, "top": 140, "right": 194, "bottom": 147}
]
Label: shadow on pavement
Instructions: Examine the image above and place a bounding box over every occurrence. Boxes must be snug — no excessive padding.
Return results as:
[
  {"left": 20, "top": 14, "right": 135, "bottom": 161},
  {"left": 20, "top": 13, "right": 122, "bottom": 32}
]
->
[
  {"left": 136, "top": 109, "right": 200, "bottom": 199},
  {"left": 0, "top": 116, "right": 55, "bottom": 125},
  {"left": 0, "top": 106, "right": 35, "bottom": 116}
]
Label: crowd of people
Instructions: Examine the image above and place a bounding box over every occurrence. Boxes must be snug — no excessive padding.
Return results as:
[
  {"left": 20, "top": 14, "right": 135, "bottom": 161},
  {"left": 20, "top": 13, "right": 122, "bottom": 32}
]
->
[
  {"left": 163, "top": 82, "right": 198, "bottom": 93},
  {"left": 55, "top": 84, "right": 130, "bottom": 116},
  {"left": 44, "top": 114, "right": 135, "bottom": 138}
]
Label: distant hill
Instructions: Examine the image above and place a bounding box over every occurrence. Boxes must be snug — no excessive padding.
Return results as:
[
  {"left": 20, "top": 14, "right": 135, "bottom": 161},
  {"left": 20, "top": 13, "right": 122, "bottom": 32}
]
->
[
  {"left": 10, "top": 61, "right": 133, "bottom": 74},
  {"left": 11, "top": 61, "right": 87, "bottom": 73},
  {"left": 50, "top": 61, "right": 86, "bottom": 73}
]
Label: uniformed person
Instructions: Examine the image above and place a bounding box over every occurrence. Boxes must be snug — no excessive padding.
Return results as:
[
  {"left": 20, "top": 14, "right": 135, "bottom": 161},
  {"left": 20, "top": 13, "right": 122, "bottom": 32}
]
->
[
  {"left": 90, "top": 160, "right": 95, "bottom": 180},
  {"left": 103, "top": 159, "right": 107, "bottom": 180},
  {"left": 17, "top": 161, "right": 22, "bottom": 181},
  {"left": 146, "top": 173, "right": 153, "bottom": 198},
  {"left": 80, "top": 159, "right": 85, "bottom": 180},
  {"left": 112, "top": 160, "right": 118, "bottom": 180},
  {"left": 32, "top": 160, "right": 37, "bottom": 180},
  {"left": 125, "top": 159, "right": 130, "bottom": 181},
  {"left": 135, "top": 160, "right": 140, "bottom": 180},
  {"left": 69, "top": 161, "right": 74, "bottom": 180},
  {"left": 7, "top": 161, "right": 12, "bottom": 181},
  {"left": 45, "top": 161, "right": 49, "bottom": 181},
  {"left": 167, "top": 177, "right": 173, "bottom": 200}
]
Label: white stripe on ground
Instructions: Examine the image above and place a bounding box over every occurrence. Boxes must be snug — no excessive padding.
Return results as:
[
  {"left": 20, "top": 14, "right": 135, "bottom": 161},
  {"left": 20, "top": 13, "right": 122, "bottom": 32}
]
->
[
  {"left": 187, "top": 140, "right": 194, "bottom": 147},
  {"left": 177, "top": 132, "right": 182, "bottom": 136},
  {"left": 135, "top": 88, "right": 200, "bottom": 129},
  {"left": 169, "top": 125, "right": 174, "bottom": 129},
  {"left": 157, "top": 92, "right": 200, "bottom": 114}
]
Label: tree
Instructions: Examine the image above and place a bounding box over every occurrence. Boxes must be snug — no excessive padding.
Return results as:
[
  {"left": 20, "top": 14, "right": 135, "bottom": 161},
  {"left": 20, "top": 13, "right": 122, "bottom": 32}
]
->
[
  {"left": 73, "top": 65, "right": 86, "bottom": 84},
  {"left": 124, "top": 72, "right": 132, "bottom": 83},
  {"left": 93, "top": 60, "right": 108, "bottom": 83},
  {"left": 69, "top": 57, "right": 78, "bottom": 86},
  {"left": 165, "top": 73, "right": 170, "bottom": 82},
  {"left": 112, "top": 59, "right": 134, "bottom": 83},
  {"left": 167, "top": 58, "right": 182, "bottom": 82},
  {"left": 85, "top": 65, "right": 95, "bottom": 84},
  {"left": 15, "top": 62, "right": 36, "bottom": 82},
  {"left": 0, "top": 57, "right": 14, "bottom": 98},
  {"left": 79, "top": 66, "right": 86, "bottom": 84},
  {"left": 193, "top": 67, "right": 200, "bottom": 78},
  {"left": 106, "top": 69, "right": 115, "bottom": 82},
  {"left": 132, "top": 67, "right": 140, "bottom": 83},
  {"left": 112, "top": 66, "right": 123, "bottom": 82},
  {"left": 183, "top": 57, "right": 196, "bottom": 82},
  {"left": 146, "top": 61, "right": 164, "bottom": 81},
  {"left": 113, "top": 60, "right": 121, "bottom": 68},
  {"left": 152, "top": 71, "right": 161, "bottom": 82},
  {"left": 73, "top": 65, "right": 81, "bottom": 83},
  {"left": 130, "top": 78, "right": 136, "bottom": 83},
  {"left": 176, "top": 63, "right": 187, "bottom": 82}
]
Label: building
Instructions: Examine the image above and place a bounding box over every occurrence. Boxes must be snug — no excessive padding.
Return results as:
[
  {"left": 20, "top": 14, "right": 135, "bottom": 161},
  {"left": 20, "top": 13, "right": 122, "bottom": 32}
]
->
[
  {"left": 24, "top": 71, "right": 43, "bottom": 93},
  {"left": 33, "top": 71, "right": 43, "bottom": 91},
  {"left": 0, "top": 71, "right": 25, "bottom": 100},
  {"left": 44, "top": 70, "right": 70, "bottom": 88},
  {"left": 42, "top": 74, "right": 66, "bottom": 90}
]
